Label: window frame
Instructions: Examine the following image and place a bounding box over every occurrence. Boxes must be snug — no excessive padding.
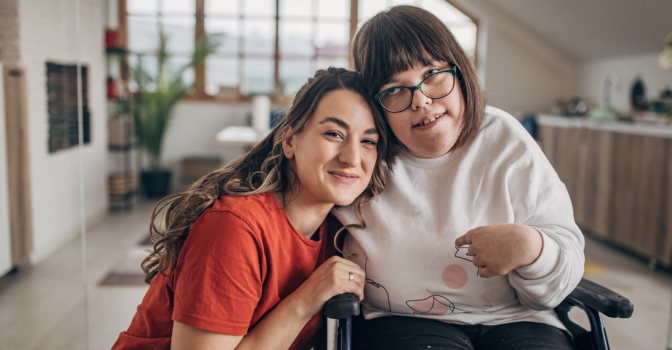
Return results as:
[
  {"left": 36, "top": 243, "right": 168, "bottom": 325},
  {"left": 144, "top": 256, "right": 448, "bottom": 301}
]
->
[{"left": 119, "top": 0, "right": 478, "bottom": 103}]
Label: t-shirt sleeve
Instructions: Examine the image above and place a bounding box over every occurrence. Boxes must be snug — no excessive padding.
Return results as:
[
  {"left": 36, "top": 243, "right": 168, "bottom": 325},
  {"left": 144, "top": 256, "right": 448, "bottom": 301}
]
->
[{"left": 171, "top": 210, "right": 264, "bottom": 336}]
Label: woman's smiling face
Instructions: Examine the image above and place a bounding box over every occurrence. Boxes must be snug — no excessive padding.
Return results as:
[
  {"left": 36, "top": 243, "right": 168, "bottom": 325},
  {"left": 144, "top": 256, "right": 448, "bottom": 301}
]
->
[
  {"left": 283, "top": 89, "right": 379, "bottom": 207},
  {"left": 379, "top": 61, "right": 465, "bottom": 159}
]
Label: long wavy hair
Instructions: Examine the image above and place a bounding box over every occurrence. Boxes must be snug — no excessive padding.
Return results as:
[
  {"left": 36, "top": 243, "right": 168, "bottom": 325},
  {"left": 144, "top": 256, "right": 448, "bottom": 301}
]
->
[{"left": 141, "top": 67, "right": 388, "bottom": 283}]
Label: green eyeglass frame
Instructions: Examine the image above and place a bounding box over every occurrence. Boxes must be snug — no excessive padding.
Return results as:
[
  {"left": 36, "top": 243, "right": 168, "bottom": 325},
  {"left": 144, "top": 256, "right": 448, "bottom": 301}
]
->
[{"left": 374, "top": 67, "right": 458, "bottom": 113}]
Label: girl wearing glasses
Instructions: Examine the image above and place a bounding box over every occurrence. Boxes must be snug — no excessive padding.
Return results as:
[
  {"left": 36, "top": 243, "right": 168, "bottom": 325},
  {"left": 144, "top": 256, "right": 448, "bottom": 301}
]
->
[
  {"left": 112, "top": 68, "right": 387, "bottom": 350},
  {"left": 332, "top": 6, "right": 584, "bottom": 350}
]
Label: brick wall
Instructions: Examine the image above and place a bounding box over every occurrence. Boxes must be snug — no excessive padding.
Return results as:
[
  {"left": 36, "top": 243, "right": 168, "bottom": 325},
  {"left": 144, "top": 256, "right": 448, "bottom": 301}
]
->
[{"left": 0, "top": 0, "right": 20, "bottom": 64}]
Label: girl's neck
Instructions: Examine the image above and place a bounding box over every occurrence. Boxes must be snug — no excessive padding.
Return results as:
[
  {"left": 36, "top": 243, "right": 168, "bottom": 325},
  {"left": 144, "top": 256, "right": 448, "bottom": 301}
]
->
[{"left": 273, "top": 186, "right": 333, "bottom": 239}]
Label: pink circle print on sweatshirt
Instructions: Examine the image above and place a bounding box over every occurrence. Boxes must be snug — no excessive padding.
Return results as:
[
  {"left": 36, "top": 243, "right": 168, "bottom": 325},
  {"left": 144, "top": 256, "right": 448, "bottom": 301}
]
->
[{"left": 442, "top": 264, "right": 468, "bottom": 289}]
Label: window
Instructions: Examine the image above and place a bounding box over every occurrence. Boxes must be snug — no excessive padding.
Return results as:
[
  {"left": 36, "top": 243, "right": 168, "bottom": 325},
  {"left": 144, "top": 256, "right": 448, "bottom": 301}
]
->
[
  {"left": 204, "top": 0, "right": 350, "bottom": 96},
  {"left": 127, "top": 0, "right": 196, "bottom": 90},
  {"left": 358, "top": 0, "right": 478, "bottom": 59},
  {"left": 276, "top": 0, "right": 350, "bottom": 95},
  {"left": 204, "top": 0, "right": 276, "bottom": 96},
  {"left": 124, "top": 0, "right": 477, "bottom": 100}
]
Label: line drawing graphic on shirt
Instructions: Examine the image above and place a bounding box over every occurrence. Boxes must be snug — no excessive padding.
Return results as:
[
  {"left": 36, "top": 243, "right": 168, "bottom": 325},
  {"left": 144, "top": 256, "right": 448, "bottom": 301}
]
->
[
  {"left": 406, "top": 294, "right": 492, "bottom": 315},
  {"left": 455, "top": 245, "right": 481, "bottom": 276},
  {"left": 364, "top": 256, "right": 392, "bottom": 312}
]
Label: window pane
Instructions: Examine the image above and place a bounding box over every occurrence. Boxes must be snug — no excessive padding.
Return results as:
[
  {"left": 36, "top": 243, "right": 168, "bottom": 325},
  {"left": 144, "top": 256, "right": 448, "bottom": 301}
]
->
[
  {"left": 128, "top": 0, "right": 158, "bottom": 15},
  {"left": 162, "top": 17, "right": 195, "bottom": 54},
  {"left": 391, "top": 0, "right": 418, "bottom": 6},
  {"left": 359, "top": 0, "right": 388, "bottom": 22},
  {"left": 128, "top": 54, "right": 159, "bottom": 92},
  {"left": 280, "top": 0, "right": 311, "bottom": 18},
  {"left": 242, "top": 58, "right": 274, "bottom": 95},
  {"left": 205, "top": 0, "right": 239, "bottom": 15},
  {"left": 244, "top": 20, "right": 275, "bottom": 55},
  {"left": 316, "top": 22, "right": 349, "bottom": 57},
  {"left": 244, "top": 0, "right": 275, "bottom": 18},
  {"left": 162, "top": 0, "right": 195, "bottom": 15},
  {"left": 206, "top": 57, "right": 239, "bottom": 95},
  {"left": 280, "top": 59, "right": 311, "bottom": 95},
  {"left": 168, "top": 56, "right": 195, "bottom": 86},
  {"left": 280, "top": 21, "right": 312, "bottom": 57},
  {"left": 206, "top": 19, "right": 239, "bottom": 53},
  {"left": 317, "top": 0, "right": 349, "bottom": 19},
  {"left": 423, "top": 0, "right": 471, "bottom": 23},
  {"left": 316, "top": 57, "right": 349, "bottom": 71},
  {"left": 128, "top": 16, "right": 159, "bottom": 53}
]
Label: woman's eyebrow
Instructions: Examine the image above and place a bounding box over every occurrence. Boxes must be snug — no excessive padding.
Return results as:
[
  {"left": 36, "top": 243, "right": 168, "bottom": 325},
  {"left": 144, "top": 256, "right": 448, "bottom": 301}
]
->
[
  {"left": 319, "top": 117, "right": 349, "bottom": 129},
  {"left": 319, "top": 117, "right": 378, "bottom": 135},
  {"left": 364, "top": 127, "right": 379, "bottom": 135}
]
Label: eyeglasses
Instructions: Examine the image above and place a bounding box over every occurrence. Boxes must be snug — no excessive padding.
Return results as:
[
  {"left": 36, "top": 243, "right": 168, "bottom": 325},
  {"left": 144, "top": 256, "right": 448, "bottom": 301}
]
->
[{"left": 374, "top": 67, "right": 457, "bottom": 113}]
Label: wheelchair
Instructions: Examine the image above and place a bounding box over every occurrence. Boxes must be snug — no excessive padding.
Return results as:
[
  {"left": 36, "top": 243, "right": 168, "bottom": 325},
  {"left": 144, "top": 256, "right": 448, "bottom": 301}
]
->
[{"left": 320, "top": 278, "right": 634, "bottom": 350}]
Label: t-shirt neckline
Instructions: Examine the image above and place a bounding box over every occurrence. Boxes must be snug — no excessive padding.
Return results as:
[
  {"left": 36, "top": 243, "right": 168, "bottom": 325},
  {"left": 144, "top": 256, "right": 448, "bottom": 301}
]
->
[{"left": 265, "top": 191, "right": 325, "bottom": 248}]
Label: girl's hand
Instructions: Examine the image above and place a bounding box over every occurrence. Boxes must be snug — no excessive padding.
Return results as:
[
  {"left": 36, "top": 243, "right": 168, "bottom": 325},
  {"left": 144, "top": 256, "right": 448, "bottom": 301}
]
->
[
  {"left": 288, "top": 256, "right": 365, "bottom": 319},
  {"left": 454, "top": 224, "right": 543, "bottom": 278}
]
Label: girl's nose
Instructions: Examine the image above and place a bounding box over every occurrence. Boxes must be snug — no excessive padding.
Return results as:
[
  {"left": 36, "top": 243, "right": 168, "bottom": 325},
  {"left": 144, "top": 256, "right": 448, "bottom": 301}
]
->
[{"left": 411, "top": 89, "right": 432, "bottom": 110}]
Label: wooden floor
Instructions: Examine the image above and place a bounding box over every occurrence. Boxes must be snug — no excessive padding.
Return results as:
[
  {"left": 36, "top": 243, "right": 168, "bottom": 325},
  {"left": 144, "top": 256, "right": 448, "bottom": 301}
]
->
[
  {"left": 0, "top": 201, "right": 154, "bottom": 350},
  {"left": 0, "top": 200, "right": 671, "bottom": 350}
]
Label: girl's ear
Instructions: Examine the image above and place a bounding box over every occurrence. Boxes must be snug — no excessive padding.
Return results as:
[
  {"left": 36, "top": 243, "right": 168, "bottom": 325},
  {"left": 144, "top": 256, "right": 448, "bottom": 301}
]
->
[{"left": 282, "top": 127, "right": 295, "bottom": 159}]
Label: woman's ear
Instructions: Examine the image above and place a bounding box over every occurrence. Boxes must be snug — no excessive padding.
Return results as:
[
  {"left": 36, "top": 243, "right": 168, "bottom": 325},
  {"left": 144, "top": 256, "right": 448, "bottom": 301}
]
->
[{"left": 282, "top": 127, "right": 295, "bottom": 159}]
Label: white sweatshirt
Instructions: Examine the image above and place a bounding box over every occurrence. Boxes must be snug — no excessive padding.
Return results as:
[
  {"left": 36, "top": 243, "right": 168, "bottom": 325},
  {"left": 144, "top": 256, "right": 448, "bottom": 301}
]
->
[{"left": 332, "top": 106, "right": 585, "bottom": 329}]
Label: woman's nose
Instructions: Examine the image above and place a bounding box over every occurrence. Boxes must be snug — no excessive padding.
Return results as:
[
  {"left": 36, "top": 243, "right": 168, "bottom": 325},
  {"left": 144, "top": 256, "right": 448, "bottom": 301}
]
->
[
  {"left": 412, "top": 89, "right": 432, "bottom": 110},
  {"left": 338, "top": 140, "right": 361, "bottom": 168}
]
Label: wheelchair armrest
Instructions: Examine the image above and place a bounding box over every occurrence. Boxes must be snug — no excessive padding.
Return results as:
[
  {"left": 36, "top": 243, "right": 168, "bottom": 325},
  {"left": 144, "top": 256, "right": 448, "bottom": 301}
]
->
[
  {"left": 324, "top": 293, "right": 361, "bottom": 319},
  {"left": 567, "top": 278, "right": 634, "bottom": 318}
]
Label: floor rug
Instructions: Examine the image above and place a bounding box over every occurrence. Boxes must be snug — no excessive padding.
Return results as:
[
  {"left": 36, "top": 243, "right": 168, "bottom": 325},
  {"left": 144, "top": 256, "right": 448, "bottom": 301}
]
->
[{"left": 99, "top": 235, "right": 153, "bottom": 287}]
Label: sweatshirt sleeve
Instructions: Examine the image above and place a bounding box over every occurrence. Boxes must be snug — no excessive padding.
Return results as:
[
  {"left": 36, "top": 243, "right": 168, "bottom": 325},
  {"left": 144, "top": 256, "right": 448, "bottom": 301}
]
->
[
  {"left": 509, "top": 182, "right": 585, "bottom": 310},
  {"left": 505, "top": 138, "right": 585, "bottom": 311}
]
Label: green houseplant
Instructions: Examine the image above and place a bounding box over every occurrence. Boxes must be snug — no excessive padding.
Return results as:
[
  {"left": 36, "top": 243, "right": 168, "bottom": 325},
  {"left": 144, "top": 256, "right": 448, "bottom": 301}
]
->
[{"left": 126, "top": 32, "right": 219, "bottom": 198}]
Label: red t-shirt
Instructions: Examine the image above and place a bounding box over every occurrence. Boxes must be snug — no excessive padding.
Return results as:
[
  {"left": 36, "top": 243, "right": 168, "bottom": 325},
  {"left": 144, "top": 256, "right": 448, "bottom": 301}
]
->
[{"left": 112, "top": 192, "right": 336, "bottom": 350}]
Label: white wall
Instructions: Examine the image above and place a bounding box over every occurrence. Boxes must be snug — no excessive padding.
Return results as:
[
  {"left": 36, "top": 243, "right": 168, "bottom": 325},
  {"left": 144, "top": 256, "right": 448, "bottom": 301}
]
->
[
  {"left": 578, "top": 52, "right": 672, "bottom": 113},
  {"left": 451, "top": 0, "right": 578, "bottom": 115},
  {"left": 18, "top": 0, "right": 107, "bottom": 263},
  {"left": 160, "top": 101, "right": 258, "bottom": 191}
]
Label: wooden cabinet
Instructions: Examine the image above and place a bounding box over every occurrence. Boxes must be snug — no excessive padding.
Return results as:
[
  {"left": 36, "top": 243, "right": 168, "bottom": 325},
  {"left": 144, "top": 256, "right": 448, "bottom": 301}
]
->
[{"left": 538, "top": 122, "right": 672, "bottom": 266}]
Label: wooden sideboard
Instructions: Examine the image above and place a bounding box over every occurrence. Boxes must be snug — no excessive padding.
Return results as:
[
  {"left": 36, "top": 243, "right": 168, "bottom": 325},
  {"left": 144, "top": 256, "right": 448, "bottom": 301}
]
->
[{"left": 537, "top": 115, "right": 672, "bottom": 267}]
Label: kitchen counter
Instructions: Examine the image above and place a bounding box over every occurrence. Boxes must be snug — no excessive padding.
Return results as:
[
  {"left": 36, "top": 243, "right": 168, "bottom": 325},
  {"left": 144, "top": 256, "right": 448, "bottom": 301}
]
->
[
  {"left": 537, "top": 118, "right": 672, "bottom": 267},
  {"left": 536, "top": 114, "right": 672, "bottom": 138},
  {"left": 536, "top": 114, "right": 672, "bottom": 139}
]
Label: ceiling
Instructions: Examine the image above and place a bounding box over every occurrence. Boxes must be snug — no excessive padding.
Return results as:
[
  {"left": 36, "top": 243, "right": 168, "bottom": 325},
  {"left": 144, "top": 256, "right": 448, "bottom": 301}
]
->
[{"left": 479, "top": 0, "right": 672, "bottom": 60}]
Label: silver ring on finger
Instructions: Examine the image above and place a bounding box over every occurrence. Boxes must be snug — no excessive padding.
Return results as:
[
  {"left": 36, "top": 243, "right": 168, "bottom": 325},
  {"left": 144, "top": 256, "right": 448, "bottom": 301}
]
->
[{"left": 349, "top": 272, "right": 354, "bottom": 281}]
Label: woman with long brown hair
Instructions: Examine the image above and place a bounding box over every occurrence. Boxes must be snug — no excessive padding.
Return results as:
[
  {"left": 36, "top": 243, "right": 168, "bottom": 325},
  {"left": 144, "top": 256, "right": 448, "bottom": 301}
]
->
[{"left": 112, "top": 67, "right": 387, "bottom": 350}]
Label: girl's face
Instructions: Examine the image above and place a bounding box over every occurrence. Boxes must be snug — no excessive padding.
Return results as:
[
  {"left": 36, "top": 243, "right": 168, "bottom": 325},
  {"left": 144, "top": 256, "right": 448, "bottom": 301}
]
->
[
  {"left": 379, "top": 61, "right": 465, "bottom": 159},
  {"left": 283, "top": 89, "right": 379, "bottom": 207}
]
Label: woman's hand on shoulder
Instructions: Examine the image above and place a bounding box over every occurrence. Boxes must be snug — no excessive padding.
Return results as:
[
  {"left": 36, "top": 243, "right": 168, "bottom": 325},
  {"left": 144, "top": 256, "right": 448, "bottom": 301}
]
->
[
  {"left": 454, "top": 224, "right": 543, "bottom": 278},
  {"left": 287, "top": 256, "right": 365, "bottom": 319}
]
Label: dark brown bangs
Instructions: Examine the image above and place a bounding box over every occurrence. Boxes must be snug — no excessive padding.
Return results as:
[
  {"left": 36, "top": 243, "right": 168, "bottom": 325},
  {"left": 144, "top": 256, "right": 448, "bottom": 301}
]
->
[
  {"left": 354, "top": 6, "right": 458, "bottom": 95},
  {"left": 353, "top": 5, "right": 486, "bottom": 157}
]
